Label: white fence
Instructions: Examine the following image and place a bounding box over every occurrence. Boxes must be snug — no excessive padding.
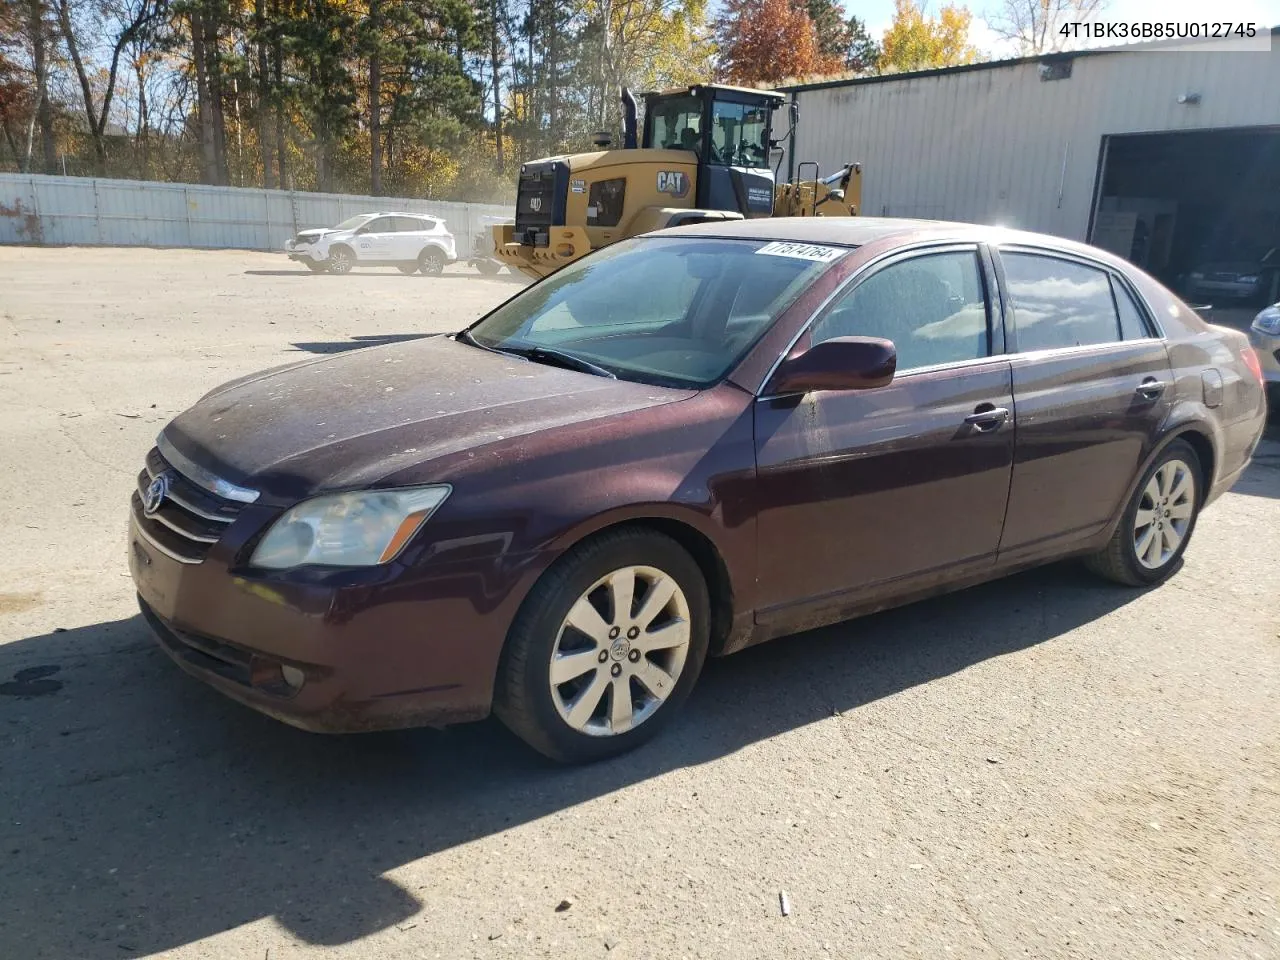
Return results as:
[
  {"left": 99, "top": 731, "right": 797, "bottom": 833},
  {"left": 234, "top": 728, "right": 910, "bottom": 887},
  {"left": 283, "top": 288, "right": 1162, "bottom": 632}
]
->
[{"left": 0, "top": 173, "right": 510, "bottom": 251}]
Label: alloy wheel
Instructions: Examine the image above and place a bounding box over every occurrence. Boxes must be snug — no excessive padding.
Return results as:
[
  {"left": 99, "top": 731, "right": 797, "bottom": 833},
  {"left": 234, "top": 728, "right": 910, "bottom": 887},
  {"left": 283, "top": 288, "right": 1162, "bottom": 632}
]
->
[
  {"left": 327, "top": 248, "right": 353, "bottom": 274},
  {"left": 1133, "top": 458, "right": 1195, "bottom": 569},
  {"left": 548, "top": 565, "right": 691, "bottom": 737}
]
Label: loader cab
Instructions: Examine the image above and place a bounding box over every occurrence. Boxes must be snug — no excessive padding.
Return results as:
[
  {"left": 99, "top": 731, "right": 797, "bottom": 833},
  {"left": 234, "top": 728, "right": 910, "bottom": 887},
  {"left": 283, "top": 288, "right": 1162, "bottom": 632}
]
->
[{"left": 641, "top": 85, "right": 784, "bottom": 218}]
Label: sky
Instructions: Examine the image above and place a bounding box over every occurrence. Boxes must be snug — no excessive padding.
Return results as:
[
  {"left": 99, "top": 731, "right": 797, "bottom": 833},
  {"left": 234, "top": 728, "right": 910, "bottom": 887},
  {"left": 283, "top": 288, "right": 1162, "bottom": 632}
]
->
[{"left": 857, "top": 0, "right": 1280, "bottom": 59}]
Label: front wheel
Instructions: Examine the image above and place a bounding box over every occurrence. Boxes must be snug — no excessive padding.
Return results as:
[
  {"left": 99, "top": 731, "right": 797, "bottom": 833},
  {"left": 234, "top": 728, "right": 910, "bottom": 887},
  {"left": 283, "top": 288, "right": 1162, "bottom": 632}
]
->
[
  {"left": 326, "top": 246, "right": 355, "bottom": 275},
  {"left": 418, "top": 248, "right": 446, "bottom": 276},
  {"left": 494, "top": 529, "right": 710, "bottom": 763},
  {"left": 304, "top": 262, "right": 328, "bottom": 274},
  {"left": 1084, "top": 440, "right": 1201, "bottom": 586}
]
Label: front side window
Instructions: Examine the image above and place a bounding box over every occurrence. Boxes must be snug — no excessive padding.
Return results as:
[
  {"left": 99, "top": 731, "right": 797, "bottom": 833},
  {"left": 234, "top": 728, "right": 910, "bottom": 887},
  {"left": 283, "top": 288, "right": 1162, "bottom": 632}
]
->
[
  {"left": 649, "top": 96, "right": 703, "bottom": 155},
  {"left": 361, "top": 217, "right": 393, "bottom": 234},
  {"left": 812, "top": 250, "right": 990, "bottom": 370},
  {"left": 335, "top": 215, "right": 375, "bottom": 231},
  {"left": 710, "top": 100, "right": 769, "bottom": 169},
  {"left": 466, "top": 237, "right": 849, "bottom": 387},
  {"left": 1003, "top": 252, "right": 1121, "bottom": 351}
]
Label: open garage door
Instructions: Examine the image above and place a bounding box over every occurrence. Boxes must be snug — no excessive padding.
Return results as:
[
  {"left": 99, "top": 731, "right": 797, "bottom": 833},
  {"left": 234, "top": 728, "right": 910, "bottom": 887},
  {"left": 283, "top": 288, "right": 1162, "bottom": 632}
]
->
[{"left": 1088, "top": 127, "right": 1280, "bottom": 306}]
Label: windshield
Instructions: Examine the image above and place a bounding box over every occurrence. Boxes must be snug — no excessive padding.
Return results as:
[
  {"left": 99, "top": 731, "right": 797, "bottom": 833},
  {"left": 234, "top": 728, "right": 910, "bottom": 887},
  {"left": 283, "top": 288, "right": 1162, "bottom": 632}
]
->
[
  {"left": 464, "top": 237, "right": 850, "bottom": 387},
  {"left": 710, "top": 100, "right": 770, "bottom": 168},
  {"left": 334, "top": 215, "right": 374, "bottom": 230}
]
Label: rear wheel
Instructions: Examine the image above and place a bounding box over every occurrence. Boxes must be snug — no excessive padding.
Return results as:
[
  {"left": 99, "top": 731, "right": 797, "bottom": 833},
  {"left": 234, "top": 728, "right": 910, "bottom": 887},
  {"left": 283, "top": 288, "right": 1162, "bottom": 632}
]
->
[
  {"left": 1084, "top": 440, "right": 1201, "bottom": 586},
  {"left": 494, "top": 529, "right": 710, "bottom": 763},
  {"left": 418, "top": 248, "right": 446, "bottom": 276},
  {"left": 396, "top": 262, "right": 419, "bottom": 275},
  {"left": 326, "top": 246, "right": 355, "bottom": 275}
]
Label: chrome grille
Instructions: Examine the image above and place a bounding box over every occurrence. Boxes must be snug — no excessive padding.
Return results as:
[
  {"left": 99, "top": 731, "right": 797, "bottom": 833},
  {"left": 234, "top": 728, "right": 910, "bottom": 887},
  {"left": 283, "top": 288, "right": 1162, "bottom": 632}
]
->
[{"left": 130, "top": 447, "right": 243, "bottom": 564}]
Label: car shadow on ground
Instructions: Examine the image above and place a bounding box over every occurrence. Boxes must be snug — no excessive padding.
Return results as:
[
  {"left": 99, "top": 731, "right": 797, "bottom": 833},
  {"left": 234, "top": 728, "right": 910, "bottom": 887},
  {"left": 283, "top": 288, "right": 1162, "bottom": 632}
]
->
[
  {"left": 243, "top": 269, "right": 526, "bottom": 281},
  {"left": 0, "top": 561, "right": 1147, "bottom": 958},
  {"left": 289, "top": 333, "right": 437, "bottom": 354},
  {"left": 1229, "top": 421, "right": 1280, "bottom": 500}
]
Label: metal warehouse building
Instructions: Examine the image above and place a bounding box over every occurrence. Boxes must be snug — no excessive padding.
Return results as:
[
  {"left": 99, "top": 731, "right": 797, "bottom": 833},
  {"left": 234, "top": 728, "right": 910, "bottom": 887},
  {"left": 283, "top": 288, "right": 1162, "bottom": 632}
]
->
[{"left": 784, "top": 30, "right": 1280, "bottom": 294}]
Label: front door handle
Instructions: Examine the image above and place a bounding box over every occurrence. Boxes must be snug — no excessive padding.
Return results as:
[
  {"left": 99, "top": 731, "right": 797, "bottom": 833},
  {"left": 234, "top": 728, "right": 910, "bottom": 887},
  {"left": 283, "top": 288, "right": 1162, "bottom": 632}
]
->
[
  {"left": 1136, "top": 378, "right": 1167, "bottom": 400},
  {"left": 964, "top": 404, "right": 1010, "bottom": 432}
]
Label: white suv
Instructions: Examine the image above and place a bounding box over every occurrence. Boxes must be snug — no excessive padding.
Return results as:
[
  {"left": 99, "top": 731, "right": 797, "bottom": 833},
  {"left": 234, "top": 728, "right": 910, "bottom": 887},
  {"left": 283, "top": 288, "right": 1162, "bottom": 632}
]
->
[{"left": 285, "top": 213, "right": 458, "bottom": 275}]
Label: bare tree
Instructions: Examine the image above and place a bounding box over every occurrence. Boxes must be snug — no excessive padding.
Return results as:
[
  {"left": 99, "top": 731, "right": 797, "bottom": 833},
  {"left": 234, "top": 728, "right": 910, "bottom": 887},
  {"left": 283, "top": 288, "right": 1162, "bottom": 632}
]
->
[
  {"left": 53, "top": 0, "right": 165, "bottom": 169},
  {"left": 987, "top": 0, "right": 1108, "bottom": 54}
]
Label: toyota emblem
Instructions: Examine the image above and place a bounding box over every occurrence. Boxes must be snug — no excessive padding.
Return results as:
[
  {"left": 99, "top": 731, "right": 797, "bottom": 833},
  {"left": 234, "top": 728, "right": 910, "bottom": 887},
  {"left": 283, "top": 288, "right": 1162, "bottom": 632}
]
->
[{"left": 143, "top": 472, "right": 171, "bottom": 515}]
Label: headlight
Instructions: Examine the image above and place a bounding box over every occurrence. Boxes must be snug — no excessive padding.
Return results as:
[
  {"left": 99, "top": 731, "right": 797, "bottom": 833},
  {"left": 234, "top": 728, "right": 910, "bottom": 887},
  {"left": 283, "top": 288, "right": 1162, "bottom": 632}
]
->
[
  {"left": 250, "top": 486, "right": 451, "bottom": 569},
  {"left": 1238, "top": 275, "right": 1260, "bottom": 284},
  {"left": 1253, "top": 306, "right": 1280, "bottom": 335}
]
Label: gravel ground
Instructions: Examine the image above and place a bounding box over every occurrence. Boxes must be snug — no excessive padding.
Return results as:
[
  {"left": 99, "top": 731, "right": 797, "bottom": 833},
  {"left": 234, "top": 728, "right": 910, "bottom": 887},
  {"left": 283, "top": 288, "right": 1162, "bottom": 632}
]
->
[{"left": 0, "top": 246, "right": 1277, "bottom": 960}]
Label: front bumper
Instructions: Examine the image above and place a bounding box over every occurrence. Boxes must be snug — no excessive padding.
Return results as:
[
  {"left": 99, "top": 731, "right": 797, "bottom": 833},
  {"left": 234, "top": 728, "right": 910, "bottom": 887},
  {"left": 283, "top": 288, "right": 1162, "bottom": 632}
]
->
[
  {"left": 128, "top": 485, "right": 545, "bottom": 733},
  {"left": 284, "top": 243, "right": 325, "bottom": 263},
  {"left": 1248, "top": 327, "right": 1280, "bottom": 384}
]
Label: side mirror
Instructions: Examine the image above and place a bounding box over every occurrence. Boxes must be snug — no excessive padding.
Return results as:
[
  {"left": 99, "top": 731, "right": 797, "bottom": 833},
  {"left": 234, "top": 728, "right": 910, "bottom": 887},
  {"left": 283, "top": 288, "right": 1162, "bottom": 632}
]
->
[
  {"left": 768, "top": 336, "right": 896, "bottom": 394},
  {"left": 355, "top": 226, "right": 370, "bottom": 235}
]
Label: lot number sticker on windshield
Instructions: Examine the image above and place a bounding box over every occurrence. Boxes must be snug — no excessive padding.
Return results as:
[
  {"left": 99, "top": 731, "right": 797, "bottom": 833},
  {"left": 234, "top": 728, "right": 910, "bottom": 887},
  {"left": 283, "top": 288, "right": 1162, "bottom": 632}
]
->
[{"left": 755, "top": 241, "right": 844, "bottom": 263}]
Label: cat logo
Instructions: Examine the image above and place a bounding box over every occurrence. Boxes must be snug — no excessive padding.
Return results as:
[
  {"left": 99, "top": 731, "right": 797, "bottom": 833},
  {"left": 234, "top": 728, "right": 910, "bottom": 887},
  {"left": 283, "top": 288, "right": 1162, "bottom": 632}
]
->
[{"left": 656, "top": 171, "right": 690, "bottom": 198}]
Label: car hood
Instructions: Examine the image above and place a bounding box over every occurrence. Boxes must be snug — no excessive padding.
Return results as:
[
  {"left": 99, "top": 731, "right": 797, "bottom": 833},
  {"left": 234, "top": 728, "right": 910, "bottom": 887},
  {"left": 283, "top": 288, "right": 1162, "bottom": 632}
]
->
[
  {"left": 1194, "top": 261, "right": 1263, "bottom": 275},
  {"left": 162, "top": 336, "right": 694, "bottom": 501},
  {"left": 295, "top": 227, "right": 352, "bottom": 242}
]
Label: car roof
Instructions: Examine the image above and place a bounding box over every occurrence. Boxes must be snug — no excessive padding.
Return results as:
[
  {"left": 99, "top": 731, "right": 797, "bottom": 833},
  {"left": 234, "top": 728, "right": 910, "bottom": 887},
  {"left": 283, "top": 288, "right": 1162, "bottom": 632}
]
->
[{"left": 650, "top": 216, "right": 1118, "bottom": 263}]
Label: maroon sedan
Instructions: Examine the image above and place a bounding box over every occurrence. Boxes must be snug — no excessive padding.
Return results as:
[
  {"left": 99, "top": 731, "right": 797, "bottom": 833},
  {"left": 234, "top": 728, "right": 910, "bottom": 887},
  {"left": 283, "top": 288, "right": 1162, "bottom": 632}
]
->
[{"left": 130, "top": 219, "right": 1268, "bottom": 762}]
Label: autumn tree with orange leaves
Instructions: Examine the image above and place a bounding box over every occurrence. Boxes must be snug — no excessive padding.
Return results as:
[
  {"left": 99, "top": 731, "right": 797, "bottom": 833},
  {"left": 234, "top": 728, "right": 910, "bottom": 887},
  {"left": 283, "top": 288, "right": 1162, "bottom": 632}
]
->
[{"left": 715, "top": 0, "right": 844, "bottom": 85}]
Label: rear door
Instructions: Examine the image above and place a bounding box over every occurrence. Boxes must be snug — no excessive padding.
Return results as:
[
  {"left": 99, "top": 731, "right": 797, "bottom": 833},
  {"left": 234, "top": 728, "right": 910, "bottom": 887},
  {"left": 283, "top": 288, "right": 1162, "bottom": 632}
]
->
[
  {"left": 753, "top": 245, "right": 1016, "bottom": 624},
  {"left": 994, "top": 247, "right": 1174, "bottom": 562},
  {"left": 393, "top": 216, "right": 429, "bottom": 260}
]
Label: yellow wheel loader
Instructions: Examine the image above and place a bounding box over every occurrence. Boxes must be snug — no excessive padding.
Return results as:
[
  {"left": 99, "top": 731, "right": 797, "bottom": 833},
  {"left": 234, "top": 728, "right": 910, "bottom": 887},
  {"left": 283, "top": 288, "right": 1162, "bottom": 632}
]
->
[{"left": 494, "top": 84, "right": 862, "bottom": 279}]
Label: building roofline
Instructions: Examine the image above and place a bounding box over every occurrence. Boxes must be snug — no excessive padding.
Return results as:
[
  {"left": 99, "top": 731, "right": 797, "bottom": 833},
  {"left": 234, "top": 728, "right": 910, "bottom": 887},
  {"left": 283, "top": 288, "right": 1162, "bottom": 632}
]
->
[{"left": 781, "top": 24, "right": 1280, "bottom": 94}]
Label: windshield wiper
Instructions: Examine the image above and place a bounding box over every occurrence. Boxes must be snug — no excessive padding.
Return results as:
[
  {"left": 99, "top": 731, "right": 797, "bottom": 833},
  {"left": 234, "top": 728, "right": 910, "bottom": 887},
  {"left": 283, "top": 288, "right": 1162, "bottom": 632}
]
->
[{"left": 503, "top": 345, "right": 617, "bottom": 379}]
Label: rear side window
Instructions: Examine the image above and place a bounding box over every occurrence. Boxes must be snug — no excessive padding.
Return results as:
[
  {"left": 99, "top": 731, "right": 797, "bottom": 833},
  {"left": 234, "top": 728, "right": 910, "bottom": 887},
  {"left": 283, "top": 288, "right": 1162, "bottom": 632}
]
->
[
  {"left": 393, "top": 217, "right": 424, "bottom": 232},
  {"left": 1111, "top": 278, "right": 1152, "bottom": 339},
  {"left": 812, "top": 250, "right": 989, "bottom": 370},
  {"left": 1003, "top": 253, "right": 1121, "bottom": 351}
]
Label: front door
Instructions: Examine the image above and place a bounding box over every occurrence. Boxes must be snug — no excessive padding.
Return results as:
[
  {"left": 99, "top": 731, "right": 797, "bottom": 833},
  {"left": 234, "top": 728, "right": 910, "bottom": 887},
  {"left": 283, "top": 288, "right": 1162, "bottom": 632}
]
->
[
  {"left": 754, "top": 246, "right": 1015, "bottom": 625},
  {"left": 356, "top": 216, "right": 395, "bottom": 261},
  {"left": 994, "top": 248, "right": 1175, "bottom": 561}
]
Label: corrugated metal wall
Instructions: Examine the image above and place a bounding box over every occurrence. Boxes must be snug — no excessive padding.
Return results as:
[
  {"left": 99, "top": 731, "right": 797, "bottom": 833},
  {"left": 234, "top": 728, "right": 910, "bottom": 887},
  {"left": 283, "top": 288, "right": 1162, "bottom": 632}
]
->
[
  {"left": 0, "top": 174, "right": 510, "bottom": 250},
  {"left": 788, "top": 46, "right": 1280, "bottom": 240}
]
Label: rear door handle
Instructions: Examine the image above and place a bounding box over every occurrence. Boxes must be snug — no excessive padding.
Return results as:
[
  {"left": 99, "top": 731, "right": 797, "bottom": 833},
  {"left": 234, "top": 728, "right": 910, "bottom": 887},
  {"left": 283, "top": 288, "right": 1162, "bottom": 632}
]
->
[
  {"left": 1136, "top": 378, "right": 1167, "bottom": 400},
  {"left": 964, "top": 404, "right": 1010, "bottom": 432}
]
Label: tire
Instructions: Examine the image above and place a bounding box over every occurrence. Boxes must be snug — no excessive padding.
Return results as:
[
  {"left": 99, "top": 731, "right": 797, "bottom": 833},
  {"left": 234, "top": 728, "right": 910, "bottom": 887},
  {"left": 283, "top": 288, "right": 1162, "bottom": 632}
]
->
[
  {"left": 417, "top": 247, "right": 446, "bottom": 276},
  {"left": 304, "top": 262, "right": 328, "bottom": 274},
  {"left": 326, "top": 245, "right": 355, "bottom": 275},
  {"left": 396, "top": 262, "right": 419, "bottom": 275},
  {"left": 1084, "top": 439, "right": 1202, "bottom": 586},
  {"left": 475, "top": 259, "right": 501, "bottom": 276},
  {"left": 493, "top": 528, "right": 711, "bottom": 763}
]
